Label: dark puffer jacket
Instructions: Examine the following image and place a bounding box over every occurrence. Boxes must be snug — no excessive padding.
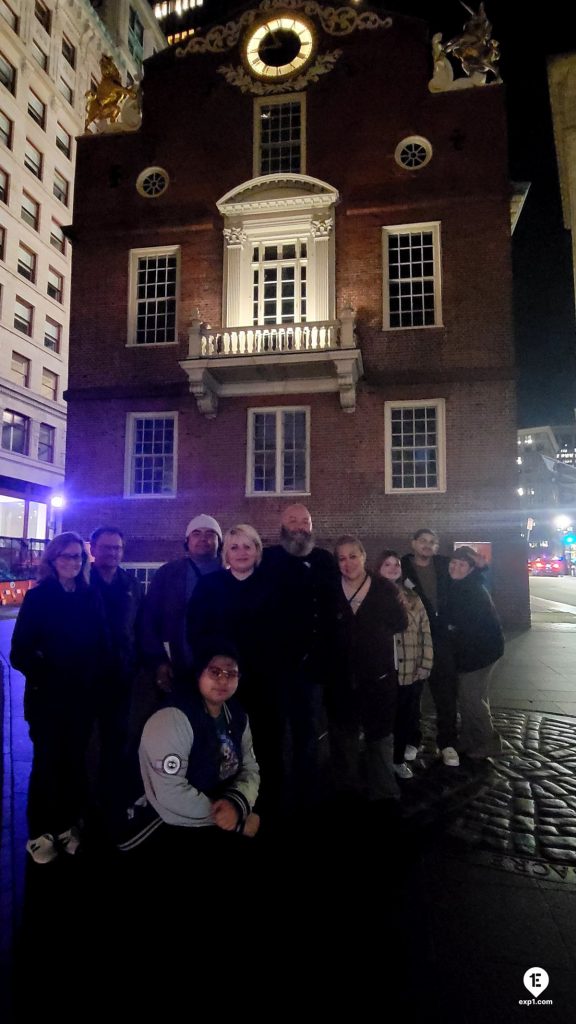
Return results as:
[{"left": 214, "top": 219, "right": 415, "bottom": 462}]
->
[{"left": 446, "top": 571, "right": 504, "bottom": 673}]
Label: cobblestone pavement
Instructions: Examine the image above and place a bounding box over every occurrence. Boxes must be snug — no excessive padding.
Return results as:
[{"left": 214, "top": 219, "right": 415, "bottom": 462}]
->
[{"left": 402, "top": 709, "right": 576, "bottom": 869}]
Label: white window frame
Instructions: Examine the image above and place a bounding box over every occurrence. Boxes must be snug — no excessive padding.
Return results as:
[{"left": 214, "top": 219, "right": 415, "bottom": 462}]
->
[
  {"left": 127, "top": 245, "right": 180, "bottom": 347},
  {"left": 253, "top": 94, "right": 306, "bottom": 177},
  {"left": 384, "top": 398, "right": 446, "bottom": 494},
  {"left": 123, "top": 562, "right": 161, "bottom": 594},
  {"left": 382, "top": 222, "right": 442, "bottom": 330},
  {"left": 124, "top": 412, "right": 178, "bottom": 499},
  {"left": 246, "top": 406, "right": 310, "bottom": 497}
]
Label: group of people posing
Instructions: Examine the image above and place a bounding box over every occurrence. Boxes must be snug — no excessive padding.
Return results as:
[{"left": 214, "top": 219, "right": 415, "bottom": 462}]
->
[{"left": 10, "top": 508, "right": 507, "bottom": 865}]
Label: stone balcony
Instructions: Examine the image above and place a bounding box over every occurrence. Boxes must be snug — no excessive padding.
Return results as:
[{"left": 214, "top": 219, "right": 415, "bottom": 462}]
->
[{"left": 180, "top": 307, "right": 364, "bottom": 417}]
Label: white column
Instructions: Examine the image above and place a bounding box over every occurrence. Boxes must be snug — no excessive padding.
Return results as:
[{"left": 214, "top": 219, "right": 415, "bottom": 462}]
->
[
  {"left": 310, "top": 216, "right": 333, "bottom": 322},
  {"left": 223, "top": 227, "right": 247, "bottom": 327}
]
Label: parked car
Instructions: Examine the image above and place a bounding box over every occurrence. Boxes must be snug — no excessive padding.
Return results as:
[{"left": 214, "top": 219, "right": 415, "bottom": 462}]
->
[{"left": 528, "top": 555, "right": 566, "bottom": 577}]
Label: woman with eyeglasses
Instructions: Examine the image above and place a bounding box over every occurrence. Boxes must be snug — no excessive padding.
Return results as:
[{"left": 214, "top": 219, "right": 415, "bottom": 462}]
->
[
  {"left": 10, "top": 531, "right": 109, "bottom": 864},
  {"left": 124, "top": 643, "right": 260, "bottom": 855}
]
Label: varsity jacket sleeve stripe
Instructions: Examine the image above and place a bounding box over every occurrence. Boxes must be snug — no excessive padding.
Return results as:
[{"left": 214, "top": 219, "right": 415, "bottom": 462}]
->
[
  {"left": 139, "top": 707, "right": 214, "bottom": 827},
  {"left": 221, "top": 721, "right": 260, "bottom": 821}
]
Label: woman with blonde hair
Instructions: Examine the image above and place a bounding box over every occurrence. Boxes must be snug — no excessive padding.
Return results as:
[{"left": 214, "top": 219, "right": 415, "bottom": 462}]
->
[{"left": 11, "top": 532, "right": 109, "bottom": 863}]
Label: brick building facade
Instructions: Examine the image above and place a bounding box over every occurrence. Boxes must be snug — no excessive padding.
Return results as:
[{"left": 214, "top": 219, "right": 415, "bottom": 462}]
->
[{"left": 64, "top": 2, "right": 529, "bottom": 626}]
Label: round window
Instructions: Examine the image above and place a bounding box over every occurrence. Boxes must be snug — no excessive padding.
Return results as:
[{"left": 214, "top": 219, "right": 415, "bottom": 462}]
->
[
  {"left": 136, "top": 167, "right": 169, "bottom": 198},
  {"left": 395, "top": 136, "right": 432, "bottom": 171}
]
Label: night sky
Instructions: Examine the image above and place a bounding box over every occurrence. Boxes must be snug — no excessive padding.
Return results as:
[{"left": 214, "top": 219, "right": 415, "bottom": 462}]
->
[{"left": 152, "top": 0, "right": 576, "bottom": 425}]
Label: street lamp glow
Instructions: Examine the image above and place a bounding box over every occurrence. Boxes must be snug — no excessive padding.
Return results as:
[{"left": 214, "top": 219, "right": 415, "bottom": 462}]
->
[
  {"left": 554, "top": 515, "right": 572, "bottom": 530},
  {"left": 51, "top": 494, "right": 66, "bottom": 509}
]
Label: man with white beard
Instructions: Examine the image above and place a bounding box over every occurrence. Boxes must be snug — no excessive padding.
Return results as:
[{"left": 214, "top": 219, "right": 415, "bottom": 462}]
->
[{"left": 261, "top": 505, "right": 340, "bottom": 812}]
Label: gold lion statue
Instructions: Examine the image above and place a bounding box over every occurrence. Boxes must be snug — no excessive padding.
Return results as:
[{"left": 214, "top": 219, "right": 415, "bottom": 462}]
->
[{"left": 85, "top": 55, "right": 138, "bottom": 131}]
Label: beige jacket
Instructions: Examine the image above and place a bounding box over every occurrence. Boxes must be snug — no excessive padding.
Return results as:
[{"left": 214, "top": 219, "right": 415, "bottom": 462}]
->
[{"left": 395, "top": 585, "right": 434, "bottom": 686}]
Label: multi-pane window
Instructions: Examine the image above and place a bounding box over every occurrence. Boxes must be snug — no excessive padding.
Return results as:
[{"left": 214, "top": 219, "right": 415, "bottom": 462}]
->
[
  {"left": 17, "top": 244, "right": 36, "bottom": 281},
  {"left": 34, "top": 1, "right": 50, "bottom": 32},
  {"left": 28, "top": 91, "right": 46, "bottom": 128},
  {"left": 38, "top": 422, "right": 55, "bottom": 462},
  {"left": 2, "top": 410, "right": 29, "bottom": 454},
  {"left": 56, "top": 123, "right": 71, "bottom": 158},
  {"left": 41, "top": 367, "right": 58, "bottom": 401},
  {"left": 0, "top": 53, "right": 16, "bottom": 94},
  {"left": 128, "top": 7, "right": 144, "bottom": 63},
  {"left": 14, "top": 297, "right": 33, "bottom": 336},
  {"left": 0, "top": 108, "right": 12, "bottom": 147},
  {"left": 382, "top": 223, "right": 441, "bottom": 329},
  {"left": 252, "top": 241, "right": 307, "bottom": 325},
  {"left": 32, "top": 40, "right": 48, "bottom": 71},
  {"left": 58, "top": 77, "right": 73, "bottom": 105},
  {"left": 132, "top": 250, "right": 178, "bottom": 344},
  {"left": 0, "top": 1, "right": 18, "bottom": 33},
  {"left": 44, "top": 317, "right": 61, "bottom": 351},
  {"left": 127, "top": 415, "right": 176, "bottom": 496},
  {"left": 24, "top": 139, "right": 43, "bottom": 179},
  {"left": 0, "top": 224, "right": 5, "bottom": 259},
  {"left": 21, "top": 192, "right": 40, "bottom": 230},
  {"left": 53, "top": 170, "right": 69, "bottom": 205},
  {"left": 11, "top": 352, "right": 30, "bottom": 388},
  {"left": 257, "top": 99, "right": 303, "bottom": 175},
  {"left": 0, "top": 167, "right": 7, "bottom": 203},
  {"left": 385, "top": 400, "right": 446, "bottom": 493},
  {"left": 247, "top": 408, "right": 309, "bottom": 495},
  {"left": 50, "top": 220, "right": 65, "bottom": 253},
  {"left": 61, "top": 36, "right": 75, "bottom": 69},
  {"left": 124, "top": 564, "right": 160, "bottom": 594},
  {"left": 47, "top": 268, "right": 63, "bottom": 303}
]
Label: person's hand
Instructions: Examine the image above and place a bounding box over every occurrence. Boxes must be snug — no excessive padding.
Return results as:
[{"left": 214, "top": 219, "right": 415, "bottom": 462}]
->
[
  {"left": 156, "top": 662, "right": 173, "bottom": 693},
  {"left": 415, "top": 667, "right": 430, "bottom": 681},
  {"left": 242, "top": 812, "right": 261, "bottom": 838},
  {"left": 211, "top": 799, "right": 240, "bottom": 831}
]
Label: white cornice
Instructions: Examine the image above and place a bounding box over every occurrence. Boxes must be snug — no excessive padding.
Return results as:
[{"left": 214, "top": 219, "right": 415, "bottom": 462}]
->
[{"left": 217, "top": 173, "right": 339, "bottom": 216}]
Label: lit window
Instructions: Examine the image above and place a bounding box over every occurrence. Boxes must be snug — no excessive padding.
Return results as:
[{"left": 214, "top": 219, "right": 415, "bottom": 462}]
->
[
  {"left": 61, "top": 36, "right": 75, "bottom": 69},
  {"left": 28, "top": 91, "right": 46, "bottom": 128},
  {"left": 129, "top": 247, "right": 179, "bottom": 345},
  {"left": 41, "top": 367, "right": 58, "bottom": 401},
  {"left": 38, "top": 422, "right": 55, "bottom": 463},
  {"left": 0, "top": 1, "right": 18, "bottom": 33},
  {"left": 47, "top": 267, "right": 63, "bottom": 303},
  {"left": 55, "top": 123, "right": 71, "bottom": 158},
  {"left": 385, "top": 399, "right": 446, "bottom": 493},
  {"left": 255, "top": 96, "right": 305, "bottom": 175},
  {"left": 53, "top": 170, "right": 69, "bottom": 205},
  {"left": 128, "top": 7, "right": 144, "bottom": 63},
  {"left": 382, "top": 223, "right": 442, "bottom": 329},
  {"left": 21, "top": 192, "right": 40, "bottom": 231},
  {"left": 14, "top": 297, "right": 33, "bottom": 336},
  {"left": 0, "top": 166, "right": 7, "bottom": 203},
  {"left": 252, "top": 241, "right": 307, "bottom": 325},
  {"left": 50, "top": 220, "right": 65, "bottom": 253},
  {"left": 58, "top": 77, "right": 73, "bottom": 106},
  {"left": 0, "top": 52, "right": 16, "bottom": 95},
  {"left": 34, "top": 1, "right": 50, "bottom": 33},
  {"left": 44, "top": 317, "right": 61, "bottom": 352},
  {"left": 11, "top": 352, "right": 30, "bottom": 388},
  {"left": 17, "top": 244, "right": 36, "bottom": 282},
  {"left": 126, "top": 414, "right": 177, "bottom": 496},
  {"left": 0, "top": 108, "right": 12, "bottom": 147},
  {"left": 2, "top": 410, "right": 29, "bottom": 454},
  {"left": 247, "top": 407, "right": 309, "bottom": 495},
  {"left": 24, "top": 139, "right": 43, "bottom": 179},
  {"left": 32, "top": 40, "right": 48, "bottom": 71}
]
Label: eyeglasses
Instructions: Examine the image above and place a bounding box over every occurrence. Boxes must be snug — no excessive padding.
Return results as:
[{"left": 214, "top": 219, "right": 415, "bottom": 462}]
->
[
  {"left": 57, "top": 553, "right": 83, "bottom": 561},
  {"left": 206, "top": 666, "right": 240, "bottom": 681}
]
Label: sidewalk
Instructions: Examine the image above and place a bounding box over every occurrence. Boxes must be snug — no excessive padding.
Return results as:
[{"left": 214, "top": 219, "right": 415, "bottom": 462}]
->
[{"left": 2, "top": 610, "right": 576, "bottom": 1021}]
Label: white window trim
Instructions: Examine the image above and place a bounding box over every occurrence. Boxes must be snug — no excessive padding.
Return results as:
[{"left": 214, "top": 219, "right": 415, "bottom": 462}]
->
[
  {"left": 127, "top": 245, "right": 180, "bottom": 347},
  {"left": 253, "top": 93, "right": 307, "bottom": 178},
  {"left": 246, "top": 405, "right": 310, "bottom": 497},
  {"left": 384, "top": 398, "right": 446, "bottom": 494},
  {"left": 124, "top": 411, "right": 178, "bottom": 499},
  {"left": 382, "top": 221, "right": 442, "bottom": 331},
  {"left": 123, "top": 562, "right": 162, "bottom": 593}
]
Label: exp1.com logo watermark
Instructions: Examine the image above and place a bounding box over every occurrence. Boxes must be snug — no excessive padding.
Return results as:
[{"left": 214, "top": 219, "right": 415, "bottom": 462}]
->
[{"left": 519, "top": 968, "right": 553, "bottom": 1007}]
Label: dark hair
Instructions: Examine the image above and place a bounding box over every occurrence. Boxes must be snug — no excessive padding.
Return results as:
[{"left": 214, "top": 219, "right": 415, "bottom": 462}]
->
[
  {"left": 39, "top": 531, "right": 89, "bottom": 584},
  {"left": 334, "top": 534, "right": 366, "bottom": 558},
  {"left": 193, "top": 640, "right": 241, "bottom": 682},
  {"left": 90, "top": 526, "right": 125, "bottom": 545},
  {"left": 413, "top": 528, "right": 438, "bottom": 541},
  {"left": 375, "top": 549, "right": 400, "bottom": 573}
]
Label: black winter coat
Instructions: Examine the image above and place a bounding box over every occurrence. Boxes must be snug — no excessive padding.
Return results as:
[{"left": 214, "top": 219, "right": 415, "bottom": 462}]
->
[
  {"left": 446, "top": 571, "right": 504, "bottom": 673},
  {"left": 335, "top": 574, "right": 409, "bottom": 685}
]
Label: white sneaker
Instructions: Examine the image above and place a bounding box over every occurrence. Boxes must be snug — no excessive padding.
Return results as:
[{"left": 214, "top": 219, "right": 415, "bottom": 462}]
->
[
  {"left": 393, "top": 762, "right": 414, "bottom": 780},
  {"left": 26, "top": 834, "right": 58, "bottom": 865},
  {"left": 441, "top": 746, "right": 460, "bottom": 767},
  {"left": 404, "top": 745, "right": 419, "bottom": 762},
  {"left": 58, "top": 826, "right": 81, "bottom": 855}
]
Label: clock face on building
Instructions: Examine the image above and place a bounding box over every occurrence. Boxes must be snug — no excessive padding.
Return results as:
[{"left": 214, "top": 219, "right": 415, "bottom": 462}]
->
[{"left": 244, "top": 15, "right": 315, "bottom": 80}]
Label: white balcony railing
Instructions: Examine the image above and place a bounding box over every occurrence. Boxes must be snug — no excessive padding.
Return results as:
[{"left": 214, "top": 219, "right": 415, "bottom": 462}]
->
[{"left": 186, "top": 309, "right": 356, "bottom": 360}]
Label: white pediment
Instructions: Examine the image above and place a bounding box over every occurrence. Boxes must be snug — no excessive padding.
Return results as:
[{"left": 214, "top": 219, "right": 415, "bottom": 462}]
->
[{"left": 217, "top": 174, "right": 339, "bottom": 216}]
